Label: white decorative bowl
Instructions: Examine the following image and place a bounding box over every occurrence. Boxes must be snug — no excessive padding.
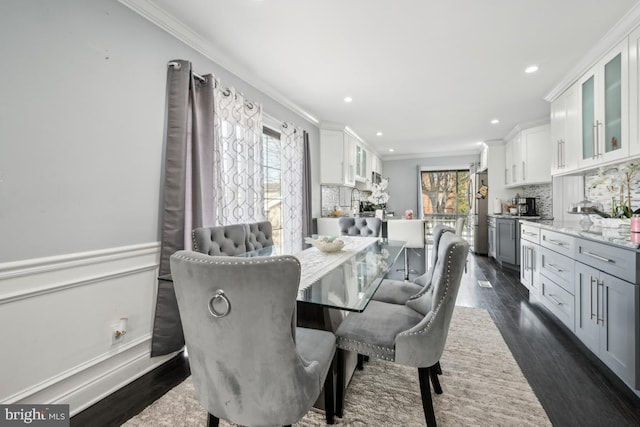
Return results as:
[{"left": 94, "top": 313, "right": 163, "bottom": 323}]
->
[{"left": 305, "top": 237, "right": 345, "bottom": 253}]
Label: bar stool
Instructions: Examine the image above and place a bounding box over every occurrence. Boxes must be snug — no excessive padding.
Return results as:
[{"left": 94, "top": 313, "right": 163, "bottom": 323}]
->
[{"left": 387, "top": 219, "right": 426, "bottom": 280}]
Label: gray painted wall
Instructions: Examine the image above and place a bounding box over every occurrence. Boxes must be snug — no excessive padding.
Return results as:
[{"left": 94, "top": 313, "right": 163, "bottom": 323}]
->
[
  {"left": 0, "top": 0, "right": 320, "bottom": 262},
  {"left": 383, "top": 154, "right": 480, "bottom": 215}
]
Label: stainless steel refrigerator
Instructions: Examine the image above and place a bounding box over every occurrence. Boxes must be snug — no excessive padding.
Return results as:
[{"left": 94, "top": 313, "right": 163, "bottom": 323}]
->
[{"left": 469, "top": 171, "right": 488, "bottom": 255}]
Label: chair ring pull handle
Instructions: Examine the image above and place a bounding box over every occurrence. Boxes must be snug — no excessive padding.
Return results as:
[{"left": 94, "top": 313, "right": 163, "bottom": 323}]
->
[{"left": 208, "top": 290, "right": 231, "bottom": 318}]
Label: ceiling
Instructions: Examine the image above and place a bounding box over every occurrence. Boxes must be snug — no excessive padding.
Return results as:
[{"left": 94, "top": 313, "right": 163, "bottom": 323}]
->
[{"left": 128, "top": 0, "right": 639, "bottom": 159}]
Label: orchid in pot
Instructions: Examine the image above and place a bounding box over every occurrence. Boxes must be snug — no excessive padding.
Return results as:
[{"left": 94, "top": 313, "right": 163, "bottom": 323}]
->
[{"left": 368, "top": 178, "right": 390, "bottom": 214}]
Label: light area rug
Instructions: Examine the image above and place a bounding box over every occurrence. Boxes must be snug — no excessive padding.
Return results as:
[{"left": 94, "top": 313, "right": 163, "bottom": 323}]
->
[{"left": 123, "top": 306, "right": 550, "bottom": 426}]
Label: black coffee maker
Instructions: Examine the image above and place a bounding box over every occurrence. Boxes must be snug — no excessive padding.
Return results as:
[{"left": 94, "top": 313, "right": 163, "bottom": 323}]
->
[{"left": 517, "top": 197, "right": 537, "bottom": 216}]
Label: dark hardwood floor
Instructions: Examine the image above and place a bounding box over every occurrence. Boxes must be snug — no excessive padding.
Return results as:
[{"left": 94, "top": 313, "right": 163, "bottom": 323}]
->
[{"left": 72, "top": 253, "right": 640, "bottom": 426}]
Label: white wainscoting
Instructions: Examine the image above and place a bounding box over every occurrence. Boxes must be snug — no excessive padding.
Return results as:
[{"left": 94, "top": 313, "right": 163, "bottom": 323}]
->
[{"left": 0, "top": 242, "right": 177, "bottom": 415}]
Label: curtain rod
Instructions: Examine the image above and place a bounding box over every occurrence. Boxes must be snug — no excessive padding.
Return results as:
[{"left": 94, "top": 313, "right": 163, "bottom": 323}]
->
[{"left": 167, "top": 61, "right": 205, "bottom": 82}]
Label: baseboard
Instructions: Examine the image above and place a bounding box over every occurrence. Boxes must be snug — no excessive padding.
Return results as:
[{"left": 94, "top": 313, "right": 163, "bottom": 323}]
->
[{"left": 0, "top": 242, "right": 173, "bottom": 415}]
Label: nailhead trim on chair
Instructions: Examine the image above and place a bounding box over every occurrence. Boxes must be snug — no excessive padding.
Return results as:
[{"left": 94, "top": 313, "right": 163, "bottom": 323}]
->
[
  {"left": 398, "top": 243, "right": 461, "bottom": 338},
  {"left": 336, "top": 339, "right": 395, "bottom": 361},
  {"left": 174, "top": 252, "right": 302, "bottom": 269}
]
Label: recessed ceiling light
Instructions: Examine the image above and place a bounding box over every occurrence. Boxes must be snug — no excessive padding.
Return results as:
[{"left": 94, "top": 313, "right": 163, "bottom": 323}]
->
[
  {"left": 525, "top": 65, "right": 539, "bottom": 74},
  {"left": 388, "top": 148, "right": 394, "bottom": 152},
  {"left": 376, "top": 132, "right": 383, "bottom": 136},
  {"left": 344, "top": 96, "right": 353, "bottom": 103},
  {"left": 490, "top": 119, "right": 500, "bottom": 124}
]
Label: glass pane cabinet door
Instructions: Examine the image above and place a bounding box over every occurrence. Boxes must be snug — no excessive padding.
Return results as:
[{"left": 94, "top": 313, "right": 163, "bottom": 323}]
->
[
  {"left": 604, "top": 53, "right": 622, "bottom": 153},
  {"left": 355, "top": 145, "right": 361, "bottom": 176},
  {"left": 581, "top": 75, "right": 595, "bottom": 160}
]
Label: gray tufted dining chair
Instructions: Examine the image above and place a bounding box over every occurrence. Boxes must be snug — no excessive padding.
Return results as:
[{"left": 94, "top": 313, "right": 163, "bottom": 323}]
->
[
  {"left": 334, "top": 232, "right": 469, "bottom": 426},
  {"left": 338, "top": 217, "right": 382, "bottom": 237},
  {"left": 192, "top": 224, "right": 247, "bottom": 256},
  {"left": 372, "top": 224, "right": 455, "bottom": 305},
  {"left": 170, "top": 251, "right": 337, "bottom": 426},
  {"left": 244, "top": 221, "right": 274, "bottom": 251}
]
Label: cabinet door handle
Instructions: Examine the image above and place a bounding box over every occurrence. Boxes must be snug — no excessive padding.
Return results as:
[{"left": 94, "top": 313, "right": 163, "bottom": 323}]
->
[
  {"left": 592, "top": 122, "right": 598, "bottom": 159},
  {"left": 546, "top": 238, "right": 566, "bottom": 247},
  {"left": 522, "top": 161, "right": 526, "bottom": 181},
  {"left": 596, "top": 280, "right": 604, "bottom": 324},
  {"left": 596, "top": 120, "right": 603, "bottom": 157},
  {"left": 547, "top": 263, "right": 563, "bottom": 273},
  {"left": 523, "top": 231, "right": 537, "bottom": 236},
  {"left": 547, "top": 293, "right": 563, "bottom": 306},
  {"left": 589, "top": 276, "right": 596, "bottom": 320},
  {"left": 583, "top": 251, "right": 613, "bottom": 263}
]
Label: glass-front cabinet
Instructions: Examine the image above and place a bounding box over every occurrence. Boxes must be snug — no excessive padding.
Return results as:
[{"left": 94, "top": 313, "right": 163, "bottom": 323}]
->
[{"left": 578, "top": 40, "right": 629, "bottom": 168}]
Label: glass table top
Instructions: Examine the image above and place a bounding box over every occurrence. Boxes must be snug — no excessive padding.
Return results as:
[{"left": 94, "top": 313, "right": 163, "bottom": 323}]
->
[{"left": 160, "top": 237, "right": 405, "bottom": 312}]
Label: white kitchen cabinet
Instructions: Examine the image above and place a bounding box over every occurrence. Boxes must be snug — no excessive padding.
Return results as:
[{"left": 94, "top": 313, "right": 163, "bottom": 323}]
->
[
  {"left": 521, "top": 124, "right": 551, "bottom": 184},
  {"left": 628, "top": 24, "right": 640, "bottom": 157},
  {"left": 578, "top": 40, "right": 629, "bottom": 169},
  {"left": 550, "top": 84, "right": 580, "bottom": 175},
  {"left": 320, "top": 129, "right": 355, "bottom": 186},
  {"left": 520, "top": 222, "right": 541, "bottom": 296},
  {"left": 370, "top": 153, "right": 382, "bottom": 175},
  {"left": 355, "top": 142, "right": 368, "bottom": 182},
  {"left": 574, "top": 262, "right": 638, "bottom": 387},
  {"left": 505, "top": 124, "right": 551, "bottom": 187},
  {"left": 478, "top": 144, "right": 488, "bottom": 172},
  {"left": 504, "top": 132, "right": 522, "bottom": 186},
  {"left": 504, "top": 137, "right": 513, "bottom": 186}
]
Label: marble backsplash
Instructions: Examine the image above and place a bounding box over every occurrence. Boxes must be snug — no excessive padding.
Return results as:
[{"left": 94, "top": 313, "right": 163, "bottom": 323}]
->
[
  {"left": 521, "top": 184, "right": 553, "bottom": 219},
  {"left": 585, "top": 159, "right": 640, "bottom": 215},
  {"left": 321, "top": 185, "right": 367, "bottom": 216}
]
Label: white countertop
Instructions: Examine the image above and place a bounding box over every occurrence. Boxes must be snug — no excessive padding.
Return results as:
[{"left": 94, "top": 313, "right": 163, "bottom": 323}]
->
[{"left": 524, "top": 219, "right": 640, "bottom": 250}]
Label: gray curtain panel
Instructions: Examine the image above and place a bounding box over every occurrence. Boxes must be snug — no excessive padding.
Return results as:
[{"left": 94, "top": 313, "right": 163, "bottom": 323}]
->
[
  {"left": 302, "top": 131, "right": 312, "bottom": 242},
  {"left": 151, "top": 59, "right": 215, "bottom": 357}
]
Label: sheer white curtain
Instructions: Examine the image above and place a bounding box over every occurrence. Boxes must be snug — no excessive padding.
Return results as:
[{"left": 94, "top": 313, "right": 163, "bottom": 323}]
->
[
  {"left": 213, "top": 85, "right": 265, "bottom": 224},
  {"left": 280, "top": 122, "right": 304, "bottom": 254}
]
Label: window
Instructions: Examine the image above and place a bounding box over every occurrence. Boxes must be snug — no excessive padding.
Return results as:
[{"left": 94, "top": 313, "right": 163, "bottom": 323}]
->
[
  {"left": 420, "top": 169, "right": 470, "bottom": 216},
  {"left": 263, "top": 126, "right": 283, "bottom": 249},
  {"left": 419, "top": 169, "right": 470, "bottom": 239}
]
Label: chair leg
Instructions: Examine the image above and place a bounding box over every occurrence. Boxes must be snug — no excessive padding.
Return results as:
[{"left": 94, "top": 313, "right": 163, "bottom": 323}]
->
[
  {"left": 324, "top": 352, "right": 336, "bottom": 424},
  {"left": 357, "top": 353, "right": 364, "bottom": 370},
  {"left": 336, "top": 349, "right": 345, "bottom": 418},
  {"left": 418, "top": 367, "right": 437, "bottom": 427},
  {"left": 429, "top": 364, "right": 443, "bottom": 394},
  {"left": 404, "top": 248, "right": 410, "bottom": 280},
  {"left": 436, "top": 361, "right": 442, "bottom": 375},
  {"left": 207, "top": 413, "right": 219, "bottom": 427}
]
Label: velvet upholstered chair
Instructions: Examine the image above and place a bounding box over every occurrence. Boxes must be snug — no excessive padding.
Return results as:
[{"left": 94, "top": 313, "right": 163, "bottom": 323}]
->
[
  {"left": 373, "top": 224, "right": 455, "bottom": 305},
  {"left": 334, "top": 232, "right": 469, "bottom": 426},
  {"left": 338, "top": 217, "right": 382, "bottom": 237},
  {"left": 192, "top": 224, "right": 247, "bottom": 256},
  {"left": 244, "top": 221, "right": 274, "bottom": 251},
  {"left": 170, "top": 251, "right": 337, "bottom": 426}
]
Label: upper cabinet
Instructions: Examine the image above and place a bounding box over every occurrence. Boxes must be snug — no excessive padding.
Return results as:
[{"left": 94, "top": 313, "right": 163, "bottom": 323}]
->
[
  {"left": 478, "top": 144, "right": 488, "bottom": 172},
  {"left": 505, "top": 124, "right": 551, "bottom": 188},
  {"left": 320, "top": 128, "right": 355, "bottom": 186},
  {"left": 550, "top": 84, "right": 579, "bottom": 175},
  {"left": 629, "top": 25, "right": 640, "bottom": 157},
  {"left": 578, "top": 40, "right": 629, "bottom": 169},
  {"left": 370, "top": 153, "right": 382, "bottom": 175},
  {"left": 354, "top": 142, "right": 368, "bottom": 182}
]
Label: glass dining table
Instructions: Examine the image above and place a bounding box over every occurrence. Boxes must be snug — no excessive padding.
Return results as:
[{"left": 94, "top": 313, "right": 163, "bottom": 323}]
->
[{"left": 240, "top": 236, "right": 406, "bottom": 312}]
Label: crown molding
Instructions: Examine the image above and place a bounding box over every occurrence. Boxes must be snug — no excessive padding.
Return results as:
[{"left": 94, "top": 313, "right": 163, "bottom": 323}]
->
[
  {"left": 382, "top": 149, "right": 480, "bottom": 162},
  {"left": 545, "top": 2, "right": 640, "bottom": 102},
  {"left": 117, "top": 0, "right": 319, "bottom": 125}
]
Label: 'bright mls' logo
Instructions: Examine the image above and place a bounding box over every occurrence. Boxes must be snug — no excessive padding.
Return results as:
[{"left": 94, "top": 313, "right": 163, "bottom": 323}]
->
[{"left": 0, "top": 405, "right": 69, "bottom": 426}]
